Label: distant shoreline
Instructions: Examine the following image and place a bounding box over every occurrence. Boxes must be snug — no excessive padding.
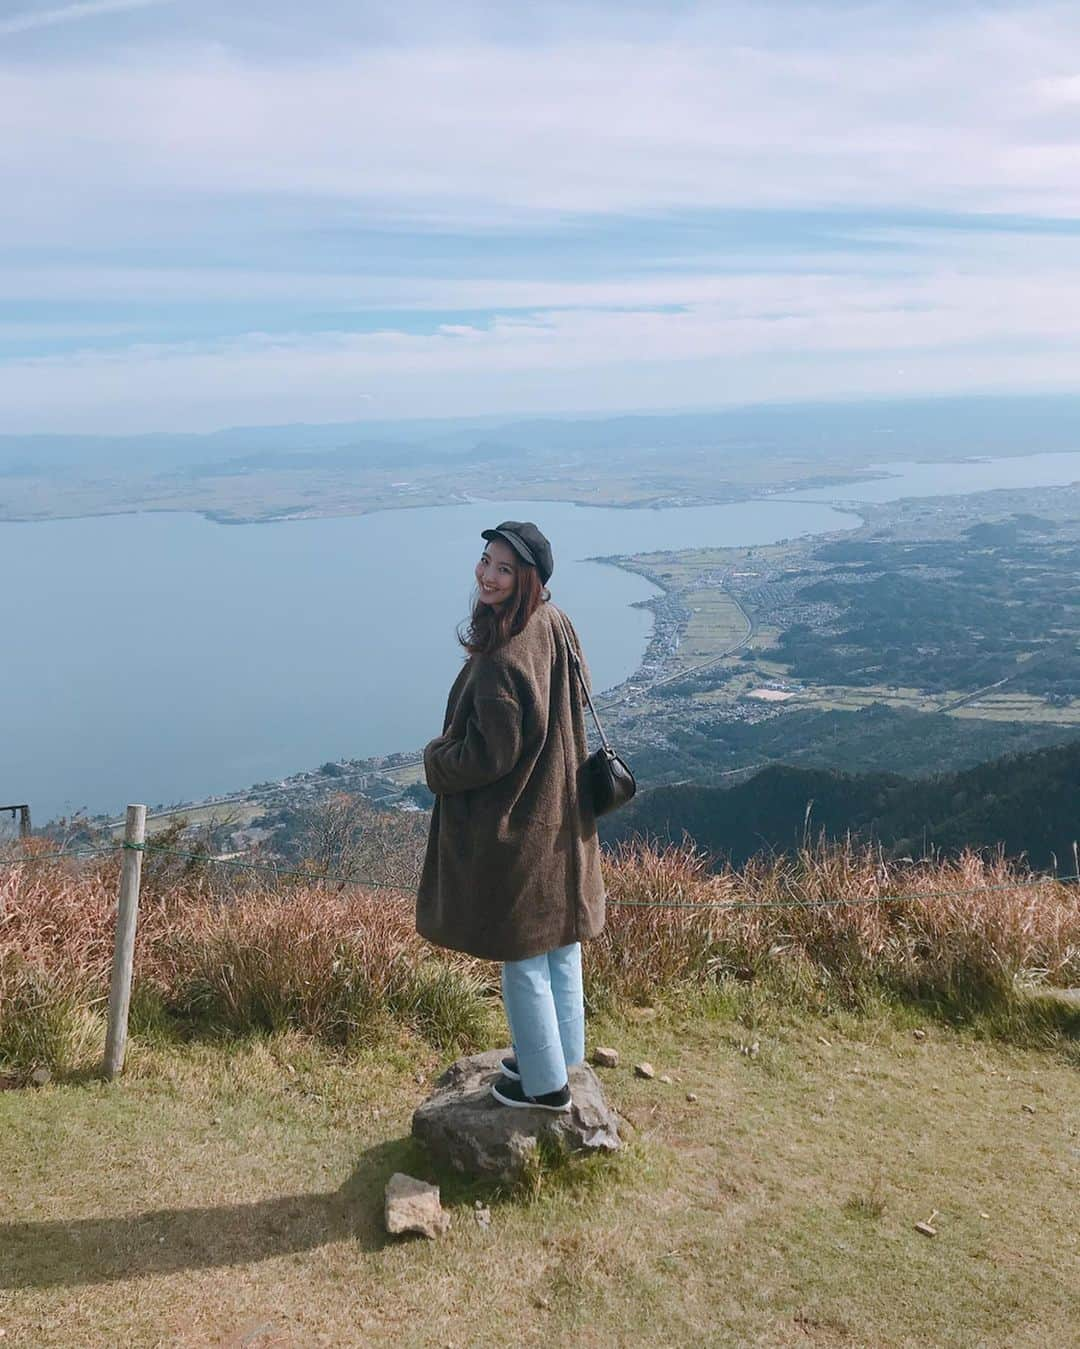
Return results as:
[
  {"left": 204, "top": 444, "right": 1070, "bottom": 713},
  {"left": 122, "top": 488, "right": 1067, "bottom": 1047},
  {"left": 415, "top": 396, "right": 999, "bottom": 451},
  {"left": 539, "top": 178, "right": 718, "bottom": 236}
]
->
[
  {"left": 18, "top": 458, "right": 1078, "bottom": 825},
  {"left": 0, "top": 472, "right": 875, "bottom": 529},
  {"left": 5, "top": 438, "right": 1080, "bottom": 531}
]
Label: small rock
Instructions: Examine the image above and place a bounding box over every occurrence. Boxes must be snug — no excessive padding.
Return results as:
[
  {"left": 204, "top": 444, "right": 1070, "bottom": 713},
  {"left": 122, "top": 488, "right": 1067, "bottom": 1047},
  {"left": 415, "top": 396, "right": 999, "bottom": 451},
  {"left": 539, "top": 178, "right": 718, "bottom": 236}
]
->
[
  {"left": 634, "top": 1062, "right": 655, "bottom": 1080},
  {"left": 414, "top": 1071, "right": 426, "bottom": 1085},
  {"left": 474, "top": 1206, "right": 492, "bottom": 1230},
  {"left": 1022, "top": 1103, "right": 1036, "bottom": 1115},
  {"left": 914, "top": 1221, "right": 938, "bottom": 1237},
  {"left": 686, "top": 1092, "right": 698, "bottom": 1103},
  {"left": 384, "top": 1173, "right": 450, "bottom": 1239},
  {"left": 658, "top": 1075, "right": 673, "bottom": 1085},
  {"left": 29, "top": 1067, "right": 51, "bottom": 1088},
  {"left": 913, "top": 1029, "right": 926, "bottom": 1042},
  {"left": 592, "top": 1046, "right": 619, "bottom": 1069}
]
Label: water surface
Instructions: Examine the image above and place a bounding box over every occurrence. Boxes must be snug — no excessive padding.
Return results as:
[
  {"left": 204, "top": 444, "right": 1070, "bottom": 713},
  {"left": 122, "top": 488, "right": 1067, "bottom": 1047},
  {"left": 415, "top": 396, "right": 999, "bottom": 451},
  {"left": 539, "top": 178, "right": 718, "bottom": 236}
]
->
[
  {"left": 9, "top": 444, "right": 1078, "bottom": 822},
  {"left": 786, "top": 448, "right": 1080, "bottom": 504},
  {"left": 0, "top": 497, "right": 854, "bottom": 821}
]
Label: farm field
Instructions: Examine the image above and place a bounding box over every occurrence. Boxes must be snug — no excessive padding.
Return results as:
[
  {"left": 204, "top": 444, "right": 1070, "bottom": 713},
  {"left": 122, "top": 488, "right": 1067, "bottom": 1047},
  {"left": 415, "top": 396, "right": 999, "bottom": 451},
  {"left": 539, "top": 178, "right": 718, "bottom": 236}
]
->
[
  {"left": 950, "top": 693, "right": 1080, "bottom": 725},
  {"left": 675, "top": 589, "right": 751, "bottom": 668},
  {"left": 589, "top": 488, "right": 1080, "bottom": 791}
]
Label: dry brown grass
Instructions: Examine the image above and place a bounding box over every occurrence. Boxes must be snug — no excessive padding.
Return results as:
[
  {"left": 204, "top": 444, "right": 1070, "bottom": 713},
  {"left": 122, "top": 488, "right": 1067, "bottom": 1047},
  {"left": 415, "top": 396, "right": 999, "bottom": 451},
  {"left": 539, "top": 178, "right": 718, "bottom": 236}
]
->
[
  {"left": 0, "top": 852, "right": 495, "bottom": 1071},
  {"left": 2, "top": 838, "right": 1078, "bottom": 1076},
  {"left": 3, "top": 1014, "right": 1078, "bottom": 1347},
  {"left": 594, "top": 839, "right": 1080, "bottom": 1011}
]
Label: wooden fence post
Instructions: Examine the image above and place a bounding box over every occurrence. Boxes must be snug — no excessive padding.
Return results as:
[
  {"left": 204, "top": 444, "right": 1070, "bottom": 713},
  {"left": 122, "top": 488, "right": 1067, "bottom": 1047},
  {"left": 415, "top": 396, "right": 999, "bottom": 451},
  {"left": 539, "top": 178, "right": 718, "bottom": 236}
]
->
[
  {"left": 103, "top": 804, "right": 146, "bottom": 1080},
  {"left": 1, "top": 804, "right": 31, "bottom": 841}
]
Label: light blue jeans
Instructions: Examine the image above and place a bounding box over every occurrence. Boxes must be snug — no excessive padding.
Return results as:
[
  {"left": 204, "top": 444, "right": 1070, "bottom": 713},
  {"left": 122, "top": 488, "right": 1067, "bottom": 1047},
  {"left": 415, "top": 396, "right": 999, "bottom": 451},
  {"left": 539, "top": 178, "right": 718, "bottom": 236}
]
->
[{"left": 501, "top": 942, "right": 585, "bottom": 1097}]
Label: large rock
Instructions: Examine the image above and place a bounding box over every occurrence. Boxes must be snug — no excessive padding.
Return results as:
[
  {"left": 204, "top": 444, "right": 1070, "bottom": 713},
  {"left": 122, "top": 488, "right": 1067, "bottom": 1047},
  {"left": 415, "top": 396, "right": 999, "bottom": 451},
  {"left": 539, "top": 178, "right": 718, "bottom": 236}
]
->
[
  {"left": 384, "top": 1172, "right": 451, "bottom": 1238},
  {"left": 412, "top": 1048, "right": 623, "bottom": 1182}
]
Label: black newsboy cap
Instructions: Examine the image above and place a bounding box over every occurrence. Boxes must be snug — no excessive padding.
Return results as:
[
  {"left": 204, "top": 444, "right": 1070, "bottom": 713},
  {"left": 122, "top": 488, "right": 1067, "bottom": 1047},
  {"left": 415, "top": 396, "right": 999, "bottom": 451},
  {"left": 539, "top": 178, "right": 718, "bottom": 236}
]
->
[{"left": 480, "top": 520, "right": 554, "bottom": 585}]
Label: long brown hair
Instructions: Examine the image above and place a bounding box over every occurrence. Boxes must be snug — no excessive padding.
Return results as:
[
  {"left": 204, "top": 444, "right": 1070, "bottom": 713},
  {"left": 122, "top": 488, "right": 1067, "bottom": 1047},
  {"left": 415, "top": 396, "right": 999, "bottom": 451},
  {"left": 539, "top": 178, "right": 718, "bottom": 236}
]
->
[{"left": 459, "top": 562, "right": 549, "bottom": 655}]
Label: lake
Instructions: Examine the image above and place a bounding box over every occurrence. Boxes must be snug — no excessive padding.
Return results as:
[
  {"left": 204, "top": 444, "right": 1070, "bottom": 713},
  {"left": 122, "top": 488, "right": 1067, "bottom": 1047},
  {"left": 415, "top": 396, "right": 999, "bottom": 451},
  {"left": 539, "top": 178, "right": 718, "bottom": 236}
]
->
[
  {"left": 5, "top": 446, "right": 1080, "bottom": 823},
  {"left": 1, "top": 496, "right": 855, "bottom": 822},
  {"left": 784, "top": 448, "right": 1080, "bottom": 504}
]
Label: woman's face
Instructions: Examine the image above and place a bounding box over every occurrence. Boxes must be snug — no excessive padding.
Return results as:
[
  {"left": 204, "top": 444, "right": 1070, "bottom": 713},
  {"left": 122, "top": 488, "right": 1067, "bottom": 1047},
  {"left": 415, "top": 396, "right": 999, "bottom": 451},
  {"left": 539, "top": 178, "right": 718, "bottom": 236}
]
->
[{"left": 475, "top": 537, "right": 518, "bottom": 607}]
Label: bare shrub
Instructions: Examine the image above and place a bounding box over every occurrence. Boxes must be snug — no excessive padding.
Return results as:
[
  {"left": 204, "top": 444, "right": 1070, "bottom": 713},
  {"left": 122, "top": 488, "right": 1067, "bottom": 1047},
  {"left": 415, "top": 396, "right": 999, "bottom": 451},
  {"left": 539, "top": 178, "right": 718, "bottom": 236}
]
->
[
  {"left": 594, "top": 838, "right": 1080, "bottom": 1011},
  {"left": 146, "top": 884, "right": 497, "bottom": 1050},
  {"left": 0, "top": 850, "right": 118, "bottom": 1072},
  {"left": 290, "top": 793, "right": 428, "bottom": 890},
  {"left": 0, "top": 951, "right": 104, "bottom": 1072},
  {"left": 2, "top": 836, "right": 1077, "bottom": 1074}
]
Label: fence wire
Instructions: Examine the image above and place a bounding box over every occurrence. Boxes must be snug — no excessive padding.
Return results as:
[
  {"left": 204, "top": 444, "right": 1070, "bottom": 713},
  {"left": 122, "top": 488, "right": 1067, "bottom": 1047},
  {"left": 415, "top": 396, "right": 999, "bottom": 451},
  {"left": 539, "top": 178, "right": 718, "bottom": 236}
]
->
[{"left": 2, "top": 838, "right": 1076, "bottom": 913}]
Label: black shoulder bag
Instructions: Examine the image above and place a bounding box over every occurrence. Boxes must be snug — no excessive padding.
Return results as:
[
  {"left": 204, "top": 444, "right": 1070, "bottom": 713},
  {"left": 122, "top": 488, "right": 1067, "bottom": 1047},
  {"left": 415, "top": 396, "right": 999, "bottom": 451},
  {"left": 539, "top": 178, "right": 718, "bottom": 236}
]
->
[{"left": 556, "top": 611, "right": 637, "bottom": 816}]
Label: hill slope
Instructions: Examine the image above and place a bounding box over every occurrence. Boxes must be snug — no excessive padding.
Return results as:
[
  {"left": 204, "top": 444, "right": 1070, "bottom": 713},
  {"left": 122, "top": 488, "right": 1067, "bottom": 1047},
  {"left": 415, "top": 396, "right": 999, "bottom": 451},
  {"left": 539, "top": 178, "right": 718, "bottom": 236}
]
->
[{"left": 600, "top": 738, "right": 1080, "bottom": 869}]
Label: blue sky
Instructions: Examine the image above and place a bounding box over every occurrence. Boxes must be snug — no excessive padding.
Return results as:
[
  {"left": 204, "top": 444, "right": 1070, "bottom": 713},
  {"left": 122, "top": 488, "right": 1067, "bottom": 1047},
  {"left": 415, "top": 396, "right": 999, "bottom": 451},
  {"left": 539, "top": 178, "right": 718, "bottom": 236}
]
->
[{"left": 3, "top": 0, "right": 1080, "bottom": 433}]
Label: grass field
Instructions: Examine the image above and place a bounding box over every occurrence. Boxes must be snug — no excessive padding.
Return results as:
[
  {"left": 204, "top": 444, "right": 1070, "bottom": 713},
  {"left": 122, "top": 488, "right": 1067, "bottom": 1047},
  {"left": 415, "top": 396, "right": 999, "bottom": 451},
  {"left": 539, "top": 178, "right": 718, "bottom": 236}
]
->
[
  {"left": 793, "top": 684, "right": 1080, "bottom": 726},
  {"left": 3, "top": 842, "right": 1077, "bottom": 1345},
  {"left": 107, "top": 802, "right": 267, "bottom": 841},
  {"left": 951, "top": 693, "right": 1080, "bottom": 725},
  {"left": 675, "top": 588, "right": 751, "bottom": 668},
  {"left": 1, "top": 1006, "right": 1077, "bottom": 1348}
]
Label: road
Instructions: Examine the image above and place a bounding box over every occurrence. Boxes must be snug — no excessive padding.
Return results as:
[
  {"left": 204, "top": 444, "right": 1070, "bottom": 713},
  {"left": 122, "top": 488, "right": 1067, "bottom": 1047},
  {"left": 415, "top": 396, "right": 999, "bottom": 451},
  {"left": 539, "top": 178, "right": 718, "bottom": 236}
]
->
[{"left": 608, "top": 586, "right": 754, "bottom": 702}]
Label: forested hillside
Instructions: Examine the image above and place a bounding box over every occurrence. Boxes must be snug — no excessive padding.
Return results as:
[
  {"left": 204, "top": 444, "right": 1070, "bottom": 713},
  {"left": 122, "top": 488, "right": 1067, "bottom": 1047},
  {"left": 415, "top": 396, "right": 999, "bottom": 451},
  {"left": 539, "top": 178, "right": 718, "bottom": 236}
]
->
[{"left": 600, "top": 737, "right": 1080, "bottom": 870}]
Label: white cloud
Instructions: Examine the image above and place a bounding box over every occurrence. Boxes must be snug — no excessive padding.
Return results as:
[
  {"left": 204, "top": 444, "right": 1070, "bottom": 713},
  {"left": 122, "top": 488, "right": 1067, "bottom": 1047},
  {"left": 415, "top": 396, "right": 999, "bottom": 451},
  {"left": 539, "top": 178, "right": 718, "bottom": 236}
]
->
[
  {"left": 4, "top": 2, "right": 1080, "bottom": 428},
  {"left": 0, "top": 319, "right": 144, "bottom": 338},
  {"left": 0, "top": 0, "right": 173, "bottom": 37},
  {"left": 3, "top": 6, "right": 1080, "bottom": 224},
  {"left": 3, "top": 327, "right": 1075, "bottom": 434},
  {"left": 5, "top": 235, "right": 1080, "bottom": 431}
]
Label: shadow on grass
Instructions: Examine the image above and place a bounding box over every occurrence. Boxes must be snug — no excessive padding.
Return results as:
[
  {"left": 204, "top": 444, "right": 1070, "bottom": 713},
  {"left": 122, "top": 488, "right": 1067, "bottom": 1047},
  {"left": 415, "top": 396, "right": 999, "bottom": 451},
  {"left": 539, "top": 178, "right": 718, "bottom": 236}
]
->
[
  {"left": 889, "top": 986, "right": 1080, "bottom": 1049},
  {"left": 0, "top": 1136, "right": 429, "bottom": 1290}
]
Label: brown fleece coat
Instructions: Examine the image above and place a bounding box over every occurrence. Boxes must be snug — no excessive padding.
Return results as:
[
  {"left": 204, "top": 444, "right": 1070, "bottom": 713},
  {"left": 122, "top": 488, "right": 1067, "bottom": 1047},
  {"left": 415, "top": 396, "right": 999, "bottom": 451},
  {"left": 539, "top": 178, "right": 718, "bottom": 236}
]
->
[{"left": 416, "top": 601, "right": 606, "bottom": 962}]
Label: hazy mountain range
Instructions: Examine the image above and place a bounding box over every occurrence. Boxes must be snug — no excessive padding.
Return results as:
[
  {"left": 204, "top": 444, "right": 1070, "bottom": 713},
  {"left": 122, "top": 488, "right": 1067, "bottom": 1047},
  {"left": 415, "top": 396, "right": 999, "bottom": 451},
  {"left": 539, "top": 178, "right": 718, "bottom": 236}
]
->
[{"left": 5, "top": 392, "right": 1080, "bottom": 477}]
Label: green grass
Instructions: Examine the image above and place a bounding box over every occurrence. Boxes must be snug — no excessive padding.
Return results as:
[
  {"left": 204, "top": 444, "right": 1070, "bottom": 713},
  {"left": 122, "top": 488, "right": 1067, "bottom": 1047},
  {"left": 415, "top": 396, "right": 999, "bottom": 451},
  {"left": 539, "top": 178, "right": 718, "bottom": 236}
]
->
[{"left": 1, "top": 1006, "right": 1077, "bottom": 1348}]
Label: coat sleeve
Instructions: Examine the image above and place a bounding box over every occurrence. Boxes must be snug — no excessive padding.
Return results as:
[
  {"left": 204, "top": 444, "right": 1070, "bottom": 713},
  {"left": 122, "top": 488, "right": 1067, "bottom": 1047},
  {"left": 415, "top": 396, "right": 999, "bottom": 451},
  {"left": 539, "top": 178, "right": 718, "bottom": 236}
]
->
[{"left": 423, "top": 662, "right": 525, "bottom": 795}]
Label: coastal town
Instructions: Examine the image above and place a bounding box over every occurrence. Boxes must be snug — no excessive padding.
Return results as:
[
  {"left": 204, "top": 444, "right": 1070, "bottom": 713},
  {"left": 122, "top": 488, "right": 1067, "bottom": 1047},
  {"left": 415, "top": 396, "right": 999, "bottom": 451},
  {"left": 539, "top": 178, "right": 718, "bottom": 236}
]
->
[{"left": 77, "top": 477, "right": 1080, "bottom": 859}]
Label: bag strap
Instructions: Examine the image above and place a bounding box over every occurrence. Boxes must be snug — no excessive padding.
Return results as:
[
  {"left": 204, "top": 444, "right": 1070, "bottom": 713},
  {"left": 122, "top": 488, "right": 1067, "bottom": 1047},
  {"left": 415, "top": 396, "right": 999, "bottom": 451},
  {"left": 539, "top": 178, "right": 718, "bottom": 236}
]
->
[{"left": 555, "top": 609, "right": 613, "bottom": 753}]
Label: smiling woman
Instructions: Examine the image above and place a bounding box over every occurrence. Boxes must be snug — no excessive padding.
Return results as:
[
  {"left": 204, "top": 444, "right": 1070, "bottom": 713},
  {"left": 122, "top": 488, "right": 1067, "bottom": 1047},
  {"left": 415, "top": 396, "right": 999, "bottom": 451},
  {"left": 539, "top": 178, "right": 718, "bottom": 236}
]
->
[
  {"left": 475, "top": 537, "right": 518, "bottom": 609},
  {"left": 418, "top": 518, "right": 606, "bottom": 1112},
  {"left": 461, "top": 521, "right": 553, "bottom": 656}
]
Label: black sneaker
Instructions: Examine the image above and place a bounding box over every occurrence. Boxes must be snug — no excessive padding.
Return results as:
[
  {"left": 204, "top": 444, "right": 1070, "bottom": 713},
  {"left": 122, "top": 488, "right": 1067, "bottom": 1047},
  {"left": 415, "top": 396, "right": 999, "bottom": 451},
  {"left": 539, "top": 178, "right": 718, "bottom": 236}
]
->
[
  {"left": 500, "top": 1055, "right": 520, "bottom": 1081},
  {"left": 491, "top": 1074, "right": 572, "bottom": 1113}
]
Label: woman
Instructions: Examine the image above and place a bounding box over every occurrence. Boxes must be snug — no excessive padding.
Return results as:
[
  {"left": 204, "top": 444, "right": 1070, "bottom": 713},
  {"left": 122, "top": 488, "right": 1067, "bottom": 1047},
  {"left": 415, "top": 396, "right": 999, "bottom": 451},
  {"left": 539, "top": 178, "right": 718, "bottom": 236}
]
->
[{"left": 417, "top": 520, "right": 606, "bottom": 1112}]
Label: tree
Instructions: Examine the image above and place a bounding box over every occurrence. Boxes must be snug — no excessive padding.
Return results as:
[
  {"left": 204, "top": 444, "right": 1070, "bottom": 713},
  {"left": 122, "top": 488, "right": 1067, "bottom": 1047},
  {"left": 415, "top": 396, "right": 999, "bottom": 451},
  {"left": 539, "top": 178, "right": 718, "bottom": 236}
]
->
[{"left": 295, "top": 792, "right": 427, "bottom": 890}]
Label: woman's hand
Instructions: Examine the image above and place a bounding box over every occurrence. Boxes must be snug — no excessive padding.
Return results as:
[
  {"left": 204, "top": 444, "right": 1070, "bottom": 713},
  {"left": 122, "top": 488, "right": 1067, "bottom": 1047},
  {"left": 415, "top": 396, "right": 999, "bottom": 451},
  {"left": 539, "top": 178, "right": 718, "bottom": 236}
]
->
[{"left": 423, "top": 696, "right": 524, "bottom": 795}]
